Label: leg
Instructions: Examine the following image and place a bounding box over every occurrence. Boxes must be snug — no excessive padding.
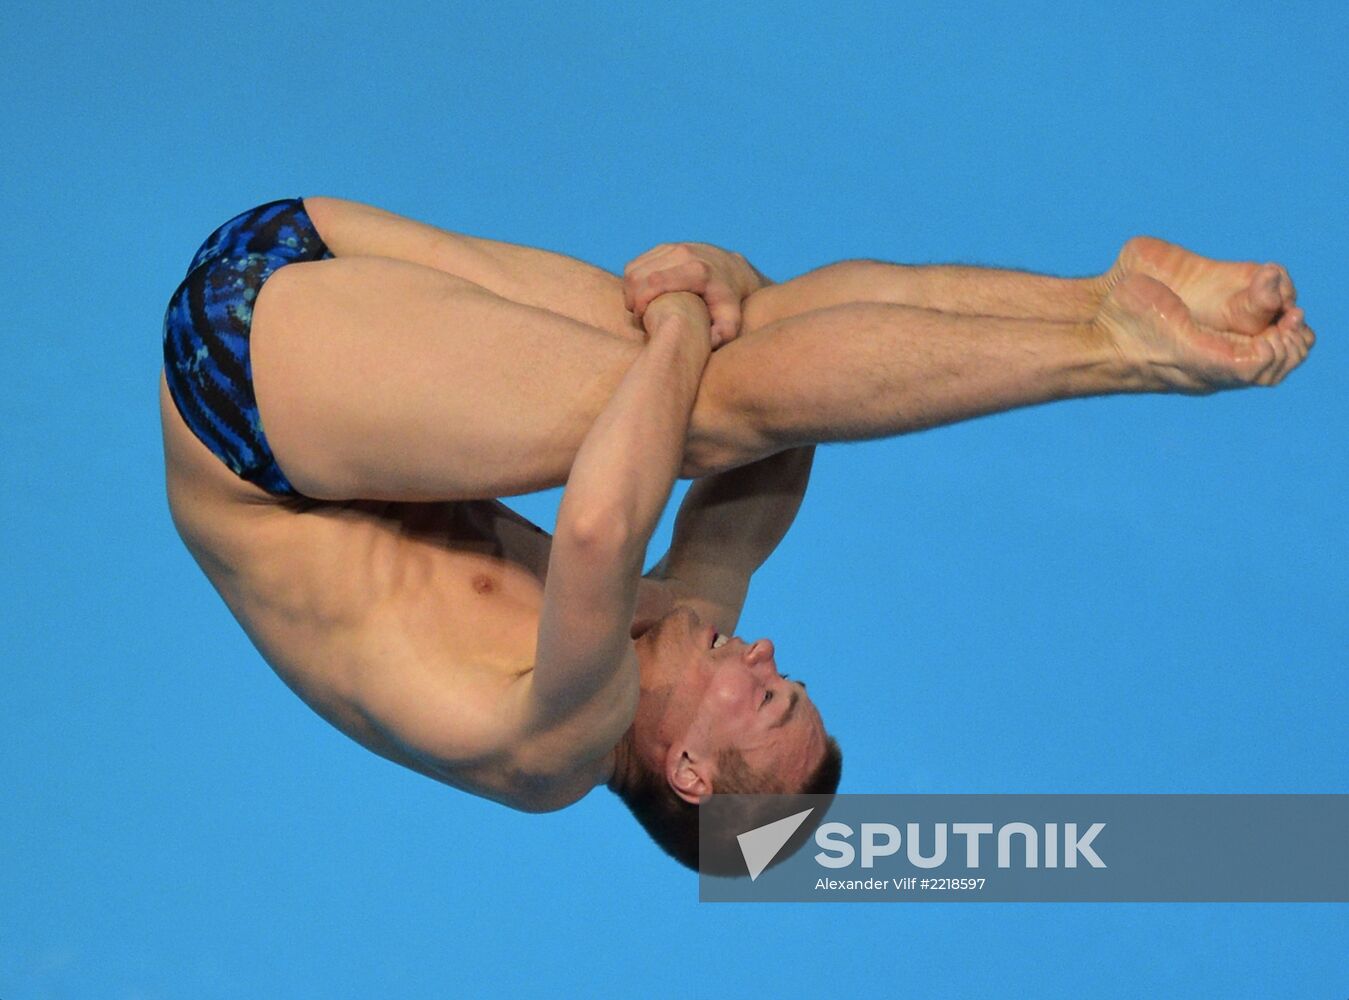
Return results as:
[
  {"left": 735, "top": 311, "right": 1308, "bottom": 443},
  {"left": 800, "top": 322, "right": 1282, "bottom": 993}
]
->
[
  {"left": 304, "top": 196, "right": 1298, "bottom": 345},
  {"left": 303, "top": 196, "right": 1099, "bottom": 334},
  {"left": 302, "top": 197, "right": 1106, "bottom": 338},
  {"left": 253, "top": 255, "right": 1113, "bottom": 501},
  {"left": 742, "top": 242, "right": 1297, "bottom": 333},
  {"left": 250, "top": 255, "right": 645, "bottom": 501},
  {"left": 695, "top": 277, "right": 1310, "bottom": 470},
  {"left": 745, "top": 260, "right": 1107, "bottom": 327},
  {"left": 689, "top": 304, "right": 1120, "bottom": 469},
  {"left": 301, "top": 196, "right": 645, "bottom": 340},
  {"left": 250, "top": 251, "right": 1309, "bottom": 502}
]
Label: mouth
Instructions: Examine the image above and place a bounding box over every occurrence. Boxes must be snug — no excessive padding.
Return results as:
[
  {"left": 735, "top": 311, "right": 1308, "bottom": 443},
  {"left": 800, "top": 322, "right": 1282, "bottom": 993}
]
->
[{"left": 710, "top": 631, "right": 729, "bottom": 649}]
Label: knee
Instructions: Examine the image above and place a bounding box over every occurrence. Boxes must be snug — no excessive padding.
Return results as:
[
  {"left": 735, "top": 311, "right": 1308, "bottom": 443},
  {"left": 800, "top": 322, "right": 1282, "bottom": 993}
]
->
[
  {"left": 806, "top": 258, "right": 894, "bottom": 293},
  {"left": 682, "top": 364, "right": 775, "bottom": 477},
  {"left": 742, "top": 259, "right": 886, "bottom": 331},
  {"left": 741, "top": 284, "right": 781, "bottom": 335},
  {"left": 681, "top": 432, "right": 741, "bottom": 478}
]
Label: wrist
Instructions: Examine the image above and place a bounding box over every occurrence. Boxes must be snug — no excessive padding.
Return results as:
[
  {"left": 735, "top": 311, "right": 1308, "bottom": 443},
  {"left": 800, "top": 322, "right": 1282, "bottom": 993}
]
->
[
  {"left": 649, "top": 322, "right": 712, "bottom": 374},
  {"left": 644, "top": 291, "right": 712, "bottom": 346}
]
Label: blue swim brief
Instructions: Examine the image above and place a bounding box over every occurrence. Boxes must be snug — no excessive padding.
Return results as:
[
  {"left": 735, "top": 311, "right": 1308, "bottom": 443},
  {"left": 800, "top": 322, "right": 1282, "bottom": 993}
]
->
[{"left": 162, "top": 197, "right": 333, "bottom": 495}]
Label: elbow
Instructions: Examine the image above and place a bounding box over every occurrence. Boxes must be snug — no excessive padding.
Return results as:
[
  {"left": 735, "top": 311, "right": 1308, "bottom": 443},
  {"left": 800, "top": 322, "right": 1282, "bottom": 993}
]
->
[{"left": 558, "top": 506, "right": 635, "bottom": 556}]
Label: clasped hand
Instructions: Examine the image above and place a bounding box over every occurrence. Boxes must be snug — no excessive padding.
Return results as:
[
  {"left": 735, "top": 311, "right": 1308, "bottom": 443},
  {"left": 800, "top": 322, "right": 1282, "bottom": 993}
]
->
[{"left": 622, "top": 242, "right": 766, "bottom": 348}]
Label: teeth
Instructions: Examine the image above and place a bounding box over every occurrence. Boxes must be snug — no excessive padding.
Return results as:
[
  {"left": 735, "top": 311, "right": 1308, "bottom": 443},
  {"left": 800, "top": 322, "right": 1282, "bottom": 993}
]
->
[{"left": 712, "top": 633, "right": 729, "bottom": 649}]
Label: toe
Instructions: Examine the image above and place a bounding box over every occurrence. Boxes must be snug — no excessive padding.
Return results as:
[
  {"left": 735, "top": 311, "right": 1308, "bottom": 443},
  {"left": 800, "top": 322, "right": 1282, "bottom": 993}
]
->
[
  {"left": 1298, "top": 321, "right": 1316, "bottom": 358},
  {"left": 1264, "top": 332, "right": 1291, "bottom": 386},
  {"left": 1270, "top": 263, "right": 1298, "bottom": 307},
  {"left": 1277, "top": 306, "right": 1304, "bottom": 334},
  {"left": 1241, "top": 334, "right": 1280, "bottom": 386},
  {"left": 1225, "top": 265, "right": 1286, "bottom": 336},
  {"left": 1254, "top": 266, "right": 1284, "bottom": 312}
]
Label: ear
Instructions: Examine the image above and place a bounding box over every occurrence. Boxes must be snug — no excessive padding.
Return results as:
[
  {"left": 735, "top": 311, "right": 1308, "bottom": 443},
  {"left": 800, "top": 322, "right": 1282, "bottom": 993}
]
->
[{"left": 668, "top": 750, "right": 713, "bottom": 805}]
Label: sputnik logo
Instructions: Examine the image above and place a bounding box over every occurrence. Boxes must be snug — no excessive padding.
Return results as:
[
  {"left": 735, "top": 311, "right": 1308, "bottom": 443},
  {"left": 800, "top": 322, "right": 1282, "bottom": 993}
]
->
[{"left": 737, "top": 808, "right": 815, "bottom": 881}]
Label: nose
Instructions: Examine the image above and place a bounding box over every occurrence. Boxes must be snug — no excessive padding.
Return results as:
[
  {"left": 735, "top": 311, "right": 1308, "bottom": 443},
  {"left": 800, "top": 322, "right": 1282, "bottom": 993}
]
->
[{"left": 743, "top": 638, "right": 775, "bottom": 665}]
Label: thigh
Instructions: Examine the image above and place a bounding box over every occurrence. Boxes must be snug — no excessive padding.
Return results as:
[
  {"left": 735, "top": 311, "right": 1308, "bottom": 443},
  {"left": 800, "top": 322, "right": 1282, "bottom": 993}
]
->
[
  {"left": 302, "top": 196, "right": 644, "bottom": 341},
  {"left": 250, "top": 255, "right": 642, "bottom": 501}
]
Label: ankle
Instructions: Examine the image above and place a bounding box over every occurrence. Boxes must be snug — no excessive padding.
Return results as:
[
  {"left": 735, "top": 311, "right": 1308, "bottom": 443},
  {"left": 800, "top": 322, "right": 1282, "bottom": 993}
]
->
[
  {"left": 1083, "top": 308, "right": 1165, "bottom": 395},
  {"left": 1084, "top": 267, "right": 1119, "bottom": 313}
]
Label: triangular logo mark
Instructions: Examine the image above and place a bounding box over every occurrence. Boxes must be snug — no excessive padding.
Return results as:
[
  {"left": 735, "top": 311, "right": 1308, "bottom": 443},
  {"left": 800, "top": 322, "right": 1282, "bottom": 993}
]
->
[{"left": 737, "top": 808, "right": 814, "bottom": 881}]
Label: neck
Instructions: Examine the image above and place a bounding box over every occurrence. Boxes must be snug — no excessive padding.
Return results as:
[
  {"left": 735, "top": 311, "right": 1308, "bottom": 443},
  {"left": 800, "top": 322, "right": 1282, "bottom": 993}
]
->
[
  {"left": 604, "top": 728, "right": 635, "bottom": 793},
  {"left": 604, "top": 684, "right": 676, "bottom": 794}
]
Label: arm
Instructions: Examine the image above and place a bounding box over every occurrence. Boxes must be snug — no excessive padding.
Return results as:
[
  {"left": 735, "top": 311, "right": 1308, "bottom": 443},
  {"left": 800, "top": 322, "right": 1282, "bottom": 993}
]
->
[
  {"left": 648, "top": 445, "right": 815, "bottom": 635},
  {"left": 528, "top": 292, "right": 713, "bottom": 724}
]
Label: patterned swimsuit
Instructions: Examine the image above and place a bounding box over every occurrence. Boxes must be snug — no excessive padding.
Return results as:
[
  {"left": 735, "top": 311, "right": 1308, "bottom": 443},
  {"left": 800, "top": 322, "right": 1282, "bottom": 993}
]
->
[{"left": 162, "top": 197, "right": 333, "bottom": 495}]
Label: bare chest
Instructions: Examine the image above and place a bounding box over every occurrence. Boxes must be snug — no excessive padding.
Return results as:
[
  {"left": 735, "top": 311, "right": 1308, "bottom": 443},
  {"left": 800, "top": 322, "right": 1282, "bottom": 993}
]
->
[
  {"left": 172, "top": 473, "right": 555, "bottom": 739},
  {"left": 372, "top": 499, "right": 553, "bottom": 668}
]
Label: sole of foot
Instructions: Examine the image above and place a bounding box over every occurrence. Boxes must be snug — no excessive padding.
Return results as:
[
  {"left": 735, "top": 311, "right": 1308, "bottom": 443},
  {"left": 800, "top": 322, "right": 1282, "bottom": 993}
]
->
[{"left": 1115, "top": 236, "right": 1296, "bottom": 337}]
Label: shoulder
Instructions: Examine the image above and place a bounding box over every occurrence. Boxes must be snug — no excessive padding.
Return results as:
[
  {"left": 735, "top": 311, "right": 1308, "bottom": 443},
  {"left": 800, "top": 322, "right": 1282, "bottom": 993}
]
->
[
  {"left": 500, "top": 646, "right": 640, "bottom": 781},
  {"left": 421, "top": 662, "right": 634, "bottom": 814},
  {"left": 337, "top": 630, "right": 636, "bottom": 793},
  {"left": 488, "top": 756, "right": 609, "bottom": 814}
]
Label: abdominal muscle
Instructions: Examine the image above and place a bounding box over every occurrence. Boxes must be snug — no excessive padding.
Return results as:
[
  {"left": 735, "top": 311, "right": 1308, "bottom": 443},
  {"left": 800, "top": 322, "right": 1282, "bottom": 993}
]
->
[{"left": 158, "top": 375, "right": 562, "bottom": 797}]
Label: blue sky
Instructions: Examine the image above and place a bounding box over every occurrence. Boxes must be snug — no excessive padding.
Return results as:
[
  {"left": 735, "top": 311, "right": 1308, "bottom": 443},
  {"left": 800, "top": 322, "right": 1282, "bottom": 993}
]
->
[{"left": 2, "top": 2, "right": 1345, "bottom": 997}]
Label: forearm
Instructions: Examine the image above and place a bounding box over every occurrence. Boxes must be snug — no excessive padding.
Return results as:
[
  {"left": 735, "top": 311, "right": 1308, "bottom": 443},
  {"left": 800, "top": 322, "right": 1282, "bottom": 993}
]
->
[
  {"left": 556, "top": 291, "right": 711, "bottom": 553},
  {"left": 658, "top": 446, "right": 814, "bottom": 582},
  {"left": 531, "top": 295, "right": 710, "bottom": 718}
]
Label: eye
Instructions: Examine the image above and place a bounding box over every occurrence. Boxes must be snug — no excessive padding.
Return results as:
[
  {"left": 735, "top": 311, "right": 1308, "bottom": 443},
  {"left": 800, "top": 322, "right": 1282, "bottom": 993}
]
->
[{"left": 761, "top": 689, "right": 774, "bottom": 706}]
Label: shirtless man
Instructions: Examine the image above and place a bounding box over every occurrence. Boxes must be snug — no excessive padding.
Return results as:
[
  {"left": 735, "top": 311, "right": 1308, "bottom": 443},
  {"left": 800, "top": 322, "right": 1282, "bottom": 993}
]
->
[{"left": 160, "top": 196, "right": 1312, "bottom": 870}]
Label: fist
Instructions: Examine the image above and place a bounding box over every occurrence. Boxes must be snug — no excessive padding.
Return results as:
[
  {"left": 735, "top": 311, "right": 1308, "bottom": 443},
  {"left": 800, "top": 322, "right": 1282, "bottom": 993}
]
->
[{"left": 623, "top": 242, "right": 753, "bottom": 348}]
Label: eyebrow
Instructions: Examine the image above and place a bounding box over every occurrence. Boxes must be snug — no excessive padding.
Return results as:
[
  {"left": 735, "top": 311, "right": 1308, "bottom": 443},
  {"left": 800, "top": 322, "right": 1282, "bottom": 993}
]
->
[{"left": 770, "top": 688, "right": 800, "bottom": 730}]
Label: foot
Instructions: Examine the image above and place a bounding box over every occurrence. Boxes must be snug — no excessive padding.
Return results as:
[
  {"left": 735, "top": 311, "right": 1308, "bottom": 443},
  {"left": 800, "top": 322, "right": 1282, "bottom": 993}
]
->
[
  {"left": 1110, "top": 236, "right": 1297, "bottom": 336},
  {"left": 1095, "top": 273, "right": 1313, "bottom": 394}
]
